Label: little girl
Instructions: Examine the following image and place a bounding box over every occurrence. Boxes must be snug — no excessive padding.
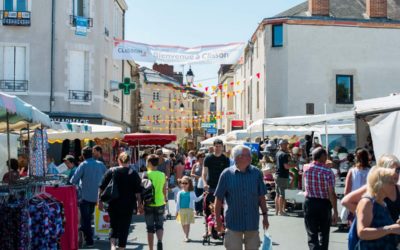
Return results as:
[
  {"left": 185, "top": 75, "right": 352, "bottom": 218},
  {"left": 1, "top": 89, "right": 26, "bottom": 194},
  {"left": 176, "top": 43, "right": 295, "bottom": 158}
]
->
[
  {"left": 206, "top": 203, "right": 224, "bottom": 238},
  {"left": 176, "top": 176, "right": 203, "bottom": 242}
]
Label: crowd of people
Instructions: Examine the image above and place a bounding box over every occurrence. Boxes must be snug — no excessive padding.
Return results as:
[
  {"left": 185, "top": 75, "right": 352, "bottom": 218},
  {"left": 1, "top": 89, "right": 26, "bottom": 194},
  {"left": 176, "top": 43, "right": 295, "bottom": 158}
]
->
[{"left": 3, "top": 135, "right": 400, "bottom": 250}]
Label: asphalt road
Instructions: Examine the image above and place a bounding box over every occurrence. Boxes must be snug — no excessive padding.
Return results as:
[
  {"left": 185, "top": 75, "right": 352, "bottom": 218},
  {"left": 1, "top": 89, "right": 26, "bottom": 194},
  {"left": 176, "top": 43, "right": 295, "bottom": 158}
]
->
[{"left": 81, "top": 200, "right": 348, "bottom": 250}]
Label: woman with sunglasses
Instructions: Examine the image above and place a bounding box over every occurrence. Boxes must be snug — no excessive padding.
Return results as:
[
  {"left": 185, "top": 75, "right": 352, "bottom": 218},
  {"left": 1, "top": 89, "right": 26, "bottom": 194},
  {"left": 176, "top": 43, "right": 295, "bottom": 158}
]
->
[{"left": 175, "top": 176, "right": 204, "bottom": 242}]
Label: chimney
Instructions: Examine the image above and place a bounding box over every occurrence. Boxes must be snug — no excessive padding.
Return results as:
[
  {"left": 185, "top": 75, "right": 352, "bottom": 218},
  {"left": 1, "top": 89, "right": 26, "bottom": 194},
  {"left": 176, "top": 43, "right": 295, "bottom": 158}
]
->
[
  {"left": 309, "top": 0, "right": 330, "bottom": 16},
  {"left": 366, "top": 0, "right": 387, "bottom": 18},
  {"left": 152, "top": 63, "right": 174, "bottom": 77}
]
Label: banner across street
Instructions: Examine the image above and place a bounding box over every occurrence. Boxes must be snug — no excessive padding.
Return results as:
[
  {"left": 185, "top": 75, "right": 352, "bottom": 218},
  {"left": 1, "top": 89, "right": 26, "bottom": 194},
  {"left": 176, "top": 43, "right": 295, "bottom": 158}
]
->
[{"left": 113, "top": 39, "right": 245, "bottom": 65}]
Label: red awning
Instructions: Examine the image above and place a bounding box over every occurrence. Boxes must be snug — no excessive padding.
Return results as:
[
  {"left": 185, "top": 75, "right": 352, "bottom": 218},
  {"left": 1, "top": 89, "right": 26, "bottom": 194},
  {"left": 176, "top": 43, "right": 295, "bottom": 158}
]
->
[{"left": 123, "top": 133, "right": 177, "bottom": 146}]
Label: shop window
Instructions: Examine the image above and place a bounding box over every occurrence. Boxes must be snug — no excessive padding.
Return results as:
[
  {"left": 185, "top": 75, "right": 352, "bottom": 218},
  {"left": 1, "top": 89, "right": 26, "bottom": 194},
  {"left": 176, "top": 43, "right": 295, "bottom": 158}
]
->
[
  {"left": 336, "top": 75, "right": 353, "bottom": 104},
  {"left": 272, "top": 24, "right": 283, "bottom": 47}
]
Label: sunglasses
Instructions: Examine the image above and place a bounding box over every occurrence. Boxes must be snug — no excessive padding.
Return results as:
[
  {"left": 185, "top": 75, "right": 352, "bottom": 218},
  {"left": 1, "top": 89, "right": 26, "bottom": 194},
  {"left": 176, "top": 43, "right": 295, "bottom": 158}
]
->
[{"left": 181, "top": 182, "right": 189, "bottom": 185}]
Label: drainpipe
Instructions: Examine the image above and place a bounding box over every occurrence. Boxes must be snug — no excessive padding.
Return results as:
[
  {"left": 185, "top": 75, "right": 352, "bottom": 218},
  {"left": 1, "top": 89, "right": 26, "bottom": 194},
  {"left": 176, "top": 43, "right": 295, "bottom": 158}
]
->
[
  {"left": 50, "top": 0, "right": 55, "bottom": 112},
  {"left": 121, "top": 9, "right": 125, "bottom": 125}
]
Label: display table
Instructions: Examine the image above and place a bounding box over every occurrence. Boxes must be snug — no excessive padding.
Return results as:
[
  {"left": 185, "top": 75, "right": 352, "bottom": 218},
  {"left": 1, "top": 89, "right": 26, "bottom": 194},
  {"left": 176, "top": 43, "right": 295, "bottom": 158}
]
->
[{"left": 45, "top": 185, "right": 79, "bottom": 250}]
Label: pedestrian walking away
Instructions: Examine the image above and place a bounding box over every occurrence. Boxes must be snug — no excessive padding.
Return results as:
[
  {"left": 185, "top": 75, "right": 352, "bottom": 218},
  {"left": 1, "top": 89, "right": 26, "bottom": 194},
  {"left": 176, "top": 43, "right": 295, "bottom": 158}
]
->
[
  {"left": 175, "top": 176, "right": 204, "bottom": 242},
  {"left": 303, "top": 147, "right": 338, "bottom": 250},
  {"left": 71, "top": 146, "right": 107, "bottom": 247},
  {"left": 98, "top": 152, "right": 143, "bottom": 250},
  {"left": 214, "top": 145, "right": 269, "bottom": 250},
  {"left": 144, "top": 154, "right": 167, "bottom": 250},
  {"left": 202, "top": 139, "right": 230, "bottom": 215}
]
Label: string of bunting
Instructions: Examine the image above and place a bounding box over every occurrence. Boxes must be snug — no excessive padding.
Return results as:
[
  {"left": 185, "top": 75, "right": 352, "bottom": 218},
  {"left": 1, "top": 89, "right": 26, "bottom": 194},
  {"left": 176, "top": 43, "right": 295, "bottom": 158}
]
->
[{"left": 144, "top": 73, "right": 261, "bottom": 107}]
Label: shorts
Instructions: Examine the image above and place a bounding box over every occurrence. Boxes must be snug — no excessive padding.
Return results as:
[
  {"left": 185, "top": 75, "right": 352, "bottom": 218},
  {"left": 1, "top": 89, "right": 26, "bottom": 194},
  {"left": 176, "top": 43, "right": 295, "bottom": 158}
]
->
[
  {"left": 224, "top": 229, "right": 260, "bottom": 250},
  {"left": 275, "top": 177, "right": 289, "bottom": 198},
  {"left": 144, "top": 205, "right": 165, "bottom": 233}
]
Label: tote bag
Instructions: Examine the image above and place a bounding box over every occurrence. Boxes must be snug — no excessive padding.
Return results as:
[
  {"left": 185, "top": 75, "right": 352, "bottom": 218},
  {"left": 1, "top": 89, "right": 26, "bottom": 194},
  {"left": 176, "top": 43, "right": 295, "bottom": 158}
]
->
[{"left": 100, "top": 168, "right": 119, "bottom": 203}]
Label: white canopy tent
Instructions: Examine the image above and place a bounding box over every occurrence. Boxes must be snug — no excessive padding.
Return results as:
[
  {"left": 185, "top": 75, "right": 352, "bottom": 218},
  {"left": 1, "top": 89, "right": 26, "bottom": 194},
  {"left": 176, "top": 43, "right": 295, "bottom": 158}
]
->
[
  {"left": 200, "top": 134, "right": 226, "bottom": 146},
  {"left": 247, "top": 111, "right": 354, "bottom": 140},
  {"left": 45, "top": 122, "right": 123, "bottom": 143},
  {"left": 355, "top": 94, "right": 400, "bottom": 159},
  {"left": 225, "top": 129, "right": 248, "bottom": 142}
]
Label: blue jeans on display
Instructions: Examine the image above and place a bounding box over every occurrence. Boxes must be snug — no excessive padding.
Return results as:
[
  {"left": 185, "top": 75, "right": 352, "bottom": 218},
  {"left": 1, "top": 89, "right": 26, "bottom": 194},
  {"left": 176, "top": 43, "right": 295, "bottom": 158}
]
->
[
  {"left": 194, "top": 185, "right": 204, "bottom": 213},
  {"left": 80, "top": 200, "right": 96, "bottom": 245}
]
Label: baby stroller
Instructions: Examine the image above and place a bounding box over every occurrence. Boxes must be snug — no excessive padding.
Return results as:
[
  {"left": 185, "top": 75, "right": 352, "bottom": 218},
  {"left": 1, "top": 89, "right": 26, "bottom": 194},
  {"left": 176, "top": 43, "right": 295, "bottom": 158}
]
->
[{"left": 202, "top": 192, "right": 225, "bottom": 245}]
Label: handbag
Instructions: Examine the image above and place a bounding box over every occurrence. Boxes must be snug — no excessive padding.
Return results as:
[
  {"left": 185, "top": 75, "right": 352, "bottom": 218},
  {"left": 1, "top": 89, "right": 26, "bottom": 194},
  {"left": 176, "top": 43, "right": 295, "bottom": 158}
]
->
[
  {"left": 100, "top": 168, "right": 119, "bottom": 203},
  {"left": 262, "top": 231, "right": 272, "bottom": 250}
]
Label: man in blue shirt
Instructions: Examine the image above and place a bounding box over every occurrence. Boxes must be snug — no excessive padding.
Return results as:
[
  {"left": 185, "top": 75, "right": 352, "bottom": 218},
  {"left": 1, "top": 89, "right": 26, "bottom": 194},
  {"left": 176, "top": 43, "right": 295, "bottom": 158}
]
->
[
  {"left": 215, "top": 145, "right": 269, "bottom": 249},
  {"left": 71, "top": 146, "right": 107, "bottom": 247}
]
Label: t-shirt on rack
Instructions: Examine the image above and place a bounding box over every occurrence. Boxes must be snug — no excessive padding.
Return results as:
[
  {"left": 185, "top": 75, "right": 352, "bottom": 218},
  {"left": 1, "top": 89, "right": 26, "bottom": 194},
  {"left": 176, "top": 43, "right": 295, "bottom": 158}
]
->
[{"left": 0, "top": 183, "right": 65, "bottom": 250}]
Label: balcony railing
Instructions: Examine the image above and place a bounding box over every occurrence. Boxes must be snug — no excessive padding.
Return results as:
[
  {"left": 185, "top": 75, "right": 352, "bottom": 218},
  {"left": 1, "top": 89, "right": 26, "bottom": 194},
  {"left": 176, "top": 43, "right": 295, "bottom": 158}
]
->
[
  {"left": 0, "top": 80, "right": 28, "bottom": 92},
  {"left": 113, "top": 96, "right": 120, "bottom": 104},
  {"left": 1, "top": 11, "right": 31, "bottom": 26},
  {"left": 68, "top": 90, "right": 92, "bottom": 102},
  {"left": 69, "top": 15, "right": 93, "bottom": 27}
]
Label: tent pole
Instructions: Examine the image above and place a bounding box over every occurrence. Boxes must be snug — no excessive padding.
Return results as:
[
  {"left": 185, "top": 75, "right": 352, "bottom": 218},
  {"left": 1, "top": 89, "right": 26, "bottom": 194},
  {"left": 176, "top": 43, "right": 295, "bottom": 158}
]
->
[
  {"left": 6, "top": 111, "right": 10, "bottom": 173},
  {"left": 41, "top": 125, "right": 46, "bottom": 177},
  {"left": 262, "top": 123, "right": 265, "bottom": 141},
  {"left": 324, "top": 104, "right": 329, "bottom": 153},
  {"left": 27, "top": 124, "right": 30, "bottom": 177}
]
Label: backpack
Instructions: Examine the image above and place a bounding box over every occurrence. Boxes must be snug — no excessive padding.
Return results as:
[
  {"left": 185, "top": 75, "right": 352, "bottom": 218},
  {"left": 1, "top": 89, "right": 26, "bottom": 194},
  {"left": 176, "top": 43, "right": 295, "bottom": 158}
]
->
[{"left": 141, "top": 177, "right": 155, "bottom": 205}]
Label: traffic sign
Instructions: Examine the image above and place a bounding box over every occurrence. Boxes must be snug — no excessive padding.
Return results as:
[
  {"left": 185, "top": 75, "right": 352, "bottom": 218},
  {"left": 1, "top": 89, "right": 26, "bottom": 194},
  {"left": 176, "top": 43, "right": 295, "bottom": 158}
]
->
[
  {"left": 201, "top": 122, "right": 216, "bottom": 128},
  {"left": 207, "top": 127, "right": 217, "bottom": 134}
]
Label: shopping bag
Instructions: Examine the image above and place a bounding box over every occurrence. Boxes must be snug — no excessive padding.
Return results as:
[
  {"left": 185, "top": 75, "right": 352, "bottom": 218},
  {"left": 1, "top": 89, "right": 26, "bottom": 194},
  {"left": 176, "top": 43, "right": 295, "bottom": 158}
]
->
[
  {"left": 262, "top": 232, "right": 272, "bottom": 250},
  {"left": 340, "top": 206, "right": 349, "bottom": 223}
]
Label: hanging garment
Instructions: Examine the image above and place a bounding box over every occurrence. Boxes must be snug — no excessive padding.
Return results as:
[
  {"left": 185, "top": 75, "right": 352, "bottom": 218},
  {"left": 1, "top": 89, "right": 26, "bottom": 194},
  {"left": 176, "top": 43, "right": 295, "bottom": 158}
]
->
[{"left": 29, "top": 129, "right": 49, "bottom": 176}]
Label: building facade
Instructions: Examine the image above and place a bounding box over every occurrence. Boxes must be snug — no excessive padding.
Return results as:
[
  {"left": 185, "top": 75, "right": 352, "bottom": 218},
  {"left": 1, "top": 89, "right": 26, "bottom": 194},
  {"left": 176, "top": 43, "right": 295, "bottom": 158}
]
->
[
  {"left": 0, "top": 0, "right": 137, "bottom": 130},
  {"left": 228, "top": 0, "right": 400, "bottom": 129},
  {"left": 139, "top": 65, "right": 208, "bottom": 147}
]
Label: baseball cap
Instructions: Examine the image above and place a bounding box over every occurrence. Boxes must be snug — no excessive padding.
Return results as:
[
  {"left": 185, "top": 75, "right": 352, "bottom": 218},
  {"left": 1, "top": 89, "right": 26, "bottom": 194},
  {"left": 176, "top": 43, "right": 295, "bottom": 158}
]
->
[
  {"left": 279, "top": 139, "right": 289, "bottom": 145},
  {"left": 63, "top": 155, "right": 75, "bottom": 162}
]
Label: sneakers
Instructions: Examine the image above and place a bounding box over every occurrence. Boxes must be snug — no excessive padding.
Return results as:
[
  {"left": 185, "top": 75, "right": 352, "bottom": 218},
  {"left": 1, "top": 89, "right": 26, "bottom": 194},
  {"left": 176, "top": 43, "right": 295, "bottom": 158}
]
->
[{"left": 157, "top": 241, "right": 163, "bottom": 250}]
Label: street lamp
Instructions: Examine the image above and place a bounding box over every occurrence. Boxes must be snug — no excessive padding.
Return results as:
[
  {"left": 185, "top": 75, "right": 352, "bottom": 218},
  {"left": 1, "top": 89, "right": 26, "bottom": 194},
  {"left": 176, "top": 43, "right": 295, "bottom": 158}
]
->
[{"left": 186, "top": 66, "right": 194, "bottom": 86}]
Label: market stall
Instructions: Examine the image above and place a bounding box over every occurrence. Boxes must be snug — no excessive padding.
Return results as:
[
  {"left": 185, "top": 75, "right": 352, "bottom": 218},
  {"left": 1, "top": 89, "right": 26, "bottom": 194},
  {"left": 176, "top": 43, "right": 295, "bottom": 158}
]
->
[
  {"left": 0, "top": 93, "right": 75, "bottom": 249},
  {"left": 44, "top": 122, "right": 123, "bottom": 166},
  {"left": 123, "top": 133, "right": 177, "bottom": 162},
  {"left": 0, "top": 92, "right": 52, "bottom": 176},
  {"left": 355, "top": 94, "right": 400, "bottom": 159},
  {"left": 247, "top": 111, "right": 355, "bottom": 152}
]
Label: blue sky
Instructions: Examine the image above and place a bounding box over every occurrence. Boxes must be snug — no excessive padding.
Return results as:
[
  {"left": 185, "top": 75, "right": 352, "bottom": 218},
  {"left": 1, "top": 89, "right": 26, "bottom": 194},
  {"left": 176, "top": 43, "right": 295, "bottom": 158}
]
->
[{"left": 125, "top": 0, "right": 304, "bottom": 88}]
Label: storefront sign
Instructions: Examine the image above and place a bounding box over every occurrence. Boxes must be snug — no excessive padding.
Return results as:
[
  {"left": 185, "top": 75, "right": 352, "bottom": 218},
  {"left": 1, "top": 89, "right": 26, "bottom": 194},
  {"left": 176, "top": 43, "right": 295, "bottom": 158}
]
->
[
  {"left": 75, "top": 16, "right": 88, "bottom": 36},
  {"left": 50, "top": 115, "right": 103, "bottom": 125},
  {"left": 201, "top": 122, "right": 216, "bottom": 128},
  {"left": 113, "top": 39, "right": 245, "bottom": 65},
  {"left": 94, "top": 206, "right": 110, "bottom": 240},
  {"left": 231, "top": 120, "right": 244, "bottom": 130},
  {"left": 51, "top": 117, "right": 90, "bottom": 124}
]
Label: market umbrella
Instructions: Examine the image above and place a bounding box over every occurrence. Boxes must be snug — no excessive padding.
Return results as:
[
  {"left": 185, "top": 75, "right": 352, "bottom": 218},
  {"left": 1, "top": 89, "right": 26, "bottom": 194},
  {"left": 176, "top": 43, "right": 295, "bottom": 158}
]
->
[{"left": 123, "top": 133, "right": 177, "bottom": 146}]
